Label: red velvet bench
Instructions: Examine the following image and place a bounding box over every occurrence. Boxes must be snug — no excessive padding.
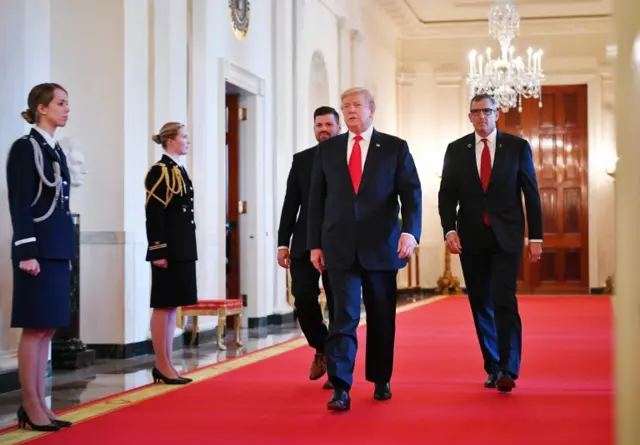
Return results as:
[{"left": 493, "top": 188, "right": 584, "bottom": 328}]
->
[{"left": 177, "top": 299, "right": 244, "bottom": 350}]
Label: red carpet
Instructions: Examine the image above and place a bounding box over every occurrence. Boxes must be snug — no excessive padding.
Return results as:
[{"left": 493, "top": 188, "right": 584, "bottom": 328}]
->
[{"left": 18, "top": 296, "right": 612, "bottom": 445}]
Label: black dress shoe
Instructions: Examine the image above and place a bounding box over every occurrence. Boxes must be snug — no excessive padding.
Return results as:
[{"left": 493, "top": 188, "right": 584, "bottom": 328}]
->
[
  {"left": 327, "top": 388, "right": 350, "bottom": 411},
  {"left": 373, "top": 382, "right": 392, "bottom": 401},
  {"left": 496, "top": 371, "right": 516, "bottom": 393},
  {"left": 484, "top": 373, "right": 497, "bottom": 388}
]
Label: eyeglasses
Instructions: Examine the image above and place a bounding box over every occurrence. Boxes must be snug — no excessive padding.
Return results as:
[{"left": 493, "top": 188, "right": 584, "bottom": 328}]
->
[{"left": 470, "top": 108, "right": 496, "bottom": 116}]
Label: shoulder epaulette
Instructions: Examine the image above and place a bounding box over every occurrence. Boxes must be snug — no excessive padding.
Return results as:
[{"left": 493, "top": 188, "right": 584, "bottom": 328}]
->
[{"left": 144, "top": 162, "right": 186, "bottom": 208}]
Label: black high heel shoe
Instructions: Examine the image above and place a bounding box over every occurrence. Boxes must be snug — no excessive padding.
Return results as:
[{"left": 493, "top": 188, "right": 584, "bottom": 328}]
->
[
  {"left": 50, "top": 418, "right": 73, "bottom": 428},
  {"left": 17, "top": 406, "right": 60, "bottom": 432},
  {"left": 151, "top": 367, "right": 190, "bottom": 385}
]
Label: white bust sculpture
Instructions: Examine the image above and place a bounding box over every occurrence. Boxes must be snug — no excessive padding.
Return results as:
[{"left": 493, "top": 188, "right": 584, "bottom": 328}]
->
[{"left": 58, "top": 137, "right": 88, "bottom": 187}]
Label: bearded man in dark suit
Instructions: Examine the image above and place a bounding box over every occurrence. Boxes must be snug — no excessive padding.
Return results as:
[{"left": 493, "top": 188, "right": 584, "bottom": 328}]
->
[{"left": 277, "top": 106, "right": 341, "bottom": 390}]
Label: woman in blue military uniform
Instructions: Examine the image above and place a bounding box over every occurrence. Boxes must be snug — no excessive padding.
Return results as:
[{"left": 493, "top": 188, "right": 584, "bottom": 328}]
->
[
  {"left": 145, "top": 122, "right": 198, "bottom": 385},
  {"left": 6, "top": 83, "right": 76, "bottom": 431}
]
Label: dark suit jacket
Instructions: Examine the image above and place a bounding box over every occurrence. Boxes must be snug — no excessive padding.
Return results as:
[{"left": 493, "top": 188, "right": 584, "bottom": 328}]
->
[
  {"left": 6, "top": 128, "right": 76, "bottom": 261},
  {"left": 144, "top": 154, "right": 198, "bottom": 262},
  {"left": 307, "top": 129, "right": 422, "bottom": 271},
  {"left": 438, "top": 131, "right": 543, "bottom": 253},
  {"left": 277, "top": 145, "right": 317, "bottom": 258}
]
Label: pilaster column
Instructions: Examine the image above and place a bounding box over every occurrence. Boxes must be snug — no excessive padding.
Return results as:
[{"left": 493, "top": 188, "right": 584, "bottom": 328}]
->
[
  {"left": 336, "top": 17, "right": 351, "bottom": 94},
  {"left": 349, "top": 29, "right": 364, "bottom": 87},
  {"left": 613, "top": 0, "right": 640, "bottom": 442},
  {"left": 190, "top": 0, "right": 226, "bottom": 303},
  {"left": 273, "top": 0, "right": 295, "bottom": 314},
  {"left": 0, "top": 0, "right": 51, "bottom": 370},
  {"left": 49, "top": 0, "right": 150, "bottom": 346},
  {"left": 151, "top": 0, "right": 188, "bottom": 163}
]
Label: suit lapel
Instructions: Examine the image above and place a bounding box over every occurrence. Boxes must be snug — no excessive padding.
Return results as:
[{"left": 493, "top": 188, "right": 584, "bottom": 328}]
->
[
  {"left": 29, "top": 129, "right": 70, "bottom": 181},
  {"left": 358, "top": 129, "right": 382, "bottom": 193},
  {"left": 30, "top": 129, "right": 58, "bottom": 161},
  {"left": 464, "top": 133, "right": 483, "bottom": 192},
  {"left": 487, "top": 131, "right": 505, "bottom": 191},
  {"left": 335, "top": 133, "right": 353, "bottom": 193},
  {"left": 56, "top": 143, "right": 71, "bottom": 181}
]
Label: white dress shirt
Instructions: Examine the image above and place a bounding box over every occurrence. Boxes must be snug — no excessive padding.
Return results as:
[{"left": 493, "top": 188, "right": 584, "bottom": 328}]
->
[
  {"left": 475, "top": 129, "right": 497, "bottom": 175},
  {"left": 346, "top": 124, "right": 374, "bottom": 169}
]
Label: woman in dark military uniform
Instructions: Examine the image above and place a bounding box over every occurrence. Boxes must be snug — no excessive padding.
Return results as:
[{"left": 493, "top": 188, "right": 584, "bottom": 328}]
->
[
  {"left": 6, "top": 83, "right": 76, "bottom": 431},
  {"left": 145, "top": 122, "right": 197, "bottom": 385}
]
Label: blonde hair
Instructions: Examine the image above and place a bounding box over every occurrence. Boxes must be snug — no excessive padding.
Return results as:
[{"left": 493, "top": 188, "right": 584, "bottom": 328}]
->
[
  {"left": 152, "top": 122, "right": 184, "bottom": 148},
  {"left": 340, "top": 87, "right": 376, "bottom": 111},
  {"left": 21, "top": 83, "right": 68, "bottom": 124}
]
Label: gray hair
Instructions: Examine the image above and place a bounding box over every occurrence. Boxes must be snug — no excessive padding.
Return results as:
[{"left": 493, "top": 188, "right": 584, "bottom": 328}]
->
[{"left": 341, "top": 87, "right": 376, "bottom": 111}]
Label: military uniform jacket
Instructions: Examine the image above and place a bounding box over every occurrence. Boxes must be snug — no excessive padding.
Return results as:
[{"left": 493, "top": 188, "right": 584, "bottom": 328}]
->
[
  {"left": 6, "top": 128, "right": 76, "bottom": 262},
  {"left": 144, "top": 154, "right": 197, "bottom": 262}
]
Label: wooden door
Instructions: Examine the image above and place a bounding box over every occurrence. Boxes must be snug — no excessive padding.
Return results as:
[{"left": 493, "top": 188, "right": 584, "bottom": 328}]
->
[
  {"left": 225, "top": 94, "right": 240, "bottom": 300},
  {"left": 499, "top": 85, "right": 589, "bottom": 294}
]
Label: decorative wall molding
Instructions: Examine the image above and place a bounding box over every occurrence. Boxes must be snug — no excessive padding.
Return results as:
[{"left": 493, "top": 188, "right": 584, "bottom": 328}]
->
[
  {"left": 403, "top": 16, "right": 612, "bottom": 39},
  {"left": 453, "top": 0, "right": 603, "bottom": 5},
  {"left": 223, "top": 59, "right": 265, "bottom": 96},
  {"left": 80, "top": 231, "right": 130, "bottom": 244},
  {"left": 373, "top": 0, "right": 612, "bottom": 40}
]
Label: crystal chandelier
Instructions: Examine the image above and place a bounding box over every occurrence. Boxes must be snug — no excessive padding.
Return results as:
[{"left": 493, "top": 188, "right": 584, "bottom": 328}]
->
[{"left": 466, "top": 0, "right": 544, "bottom": 112}]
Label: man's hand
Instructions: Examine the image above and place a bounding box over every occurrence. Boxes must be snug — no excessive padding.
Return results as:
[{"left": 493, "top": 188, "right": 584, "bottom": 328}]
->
[
  {"left": 445, "top": 232, "right": 462, "bottom": 254},
  {"left": 277, "top": 248, "right": 291, "bottom": 269},
  {"left": 152, "top": 259, "right": 168, "bottom": 268},
  {"left": 19, "top": 259, "right": 40, "bottom": 276},
  {"left": 398, "top": 233, "right": 417, "bottom": 259},
  {"left": 310, "top": 248, "right": 325, "bottom": 273},
  {"left": 528, "top": 242, "right": 542, "bottom": 262}
]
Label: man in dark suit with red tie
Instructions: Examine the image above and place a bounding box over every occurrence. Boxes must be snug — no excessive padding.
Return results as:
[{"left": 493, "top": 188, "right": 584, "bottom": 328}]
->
[
  {"left": 438, "top": 94, "right": 543, "bottom": 393},
  {"left": 307, "top": 87, "right": 422, "bottom": 411}
]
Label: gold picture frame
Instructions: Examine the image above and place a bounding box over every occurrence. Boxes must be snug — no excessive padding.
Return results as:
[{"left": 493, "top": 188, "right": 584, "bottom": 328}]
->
[{"left": 229, "top": 0, "right": 251, "bottom": 41}]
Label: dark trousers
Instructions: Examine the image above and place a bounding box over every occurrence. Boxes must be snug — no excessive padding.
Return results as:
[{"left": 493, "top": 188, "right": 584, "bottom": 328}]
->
[
  {"left": 290, "top": 257, "right": 334, "bottom": 353},
  {"left": 325, "top": 258, "right": 398, "bottom": 390},
  {"left": 459, "top": 226, "right": 523, "bottom": 378}
]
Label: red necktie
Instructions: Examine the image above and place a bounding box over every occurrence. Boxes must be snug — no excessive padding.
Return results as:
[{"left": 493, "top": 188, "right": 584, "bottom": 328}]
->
[
  {"left": 480, "top": 138, "right": 492, "bottom": 226},
  {"left": 348, "top": 135, "right": 363, "bottom": 192}
]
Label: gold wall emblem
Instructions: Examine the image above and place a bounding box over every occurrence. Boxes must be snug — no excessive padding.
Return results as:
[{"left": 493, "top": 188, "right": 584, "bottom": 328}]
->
[{"left": 229, "top": 0, "right": 251, "bottom": 40}]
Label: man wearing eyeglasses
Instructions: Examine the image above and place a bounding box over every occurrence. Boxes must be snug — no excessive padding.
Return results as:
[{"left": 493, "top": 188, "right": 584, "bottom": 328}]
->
[{"left": 437, "top": 93, "right": 543, "bottom": 393}]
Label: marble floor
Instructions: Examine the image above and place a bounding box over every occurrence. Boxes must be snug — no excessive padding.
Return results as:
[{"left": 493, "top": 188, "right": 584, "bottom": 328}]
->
[{"left": 0, "top": 322, "right": 304, "bottom": 430}]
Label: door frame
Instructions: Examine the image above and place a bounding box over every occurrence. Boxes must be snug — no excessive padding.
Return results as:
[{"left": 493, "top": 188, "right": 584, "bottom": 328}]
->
[
  {"left": 501, "top": 84, "right": 591, "bottom": 294},
  {"left": 538, "top": 73, "right": 603, "bottom": 292},
  {"left": 219, "top": 58, "right": 274, "bottom": 321}
]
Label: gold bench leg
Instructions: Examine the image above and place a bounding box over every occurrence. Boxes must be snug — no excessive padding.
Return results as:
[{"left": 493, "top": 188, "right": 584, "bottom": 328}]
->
[
  {"left": 189, "top": 315, "right": 199, "bottom": 346},
  {"left": 217, "top": 313, "right": 227, "bottom": 350},
  {"left": 234, "top": 313, "right": 243, "bottom": 347}
]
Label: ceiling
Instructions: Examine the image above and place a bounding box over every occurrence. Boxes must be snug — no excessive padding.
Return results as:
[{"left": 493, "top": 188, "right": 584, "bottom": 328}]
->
[
  {"left": 374, "top": 0, "right": 613, "bottom": 39},
  {"left": 403, "top": 0, "right": 611, "bottom": 22}
]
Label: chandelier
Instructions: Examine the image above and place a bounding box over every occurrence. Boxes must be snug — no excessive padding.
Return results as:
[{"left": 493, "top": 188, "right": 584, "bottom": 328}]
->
[{"left": 466, "top": 0, "right": 544, "bottom": 112}]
